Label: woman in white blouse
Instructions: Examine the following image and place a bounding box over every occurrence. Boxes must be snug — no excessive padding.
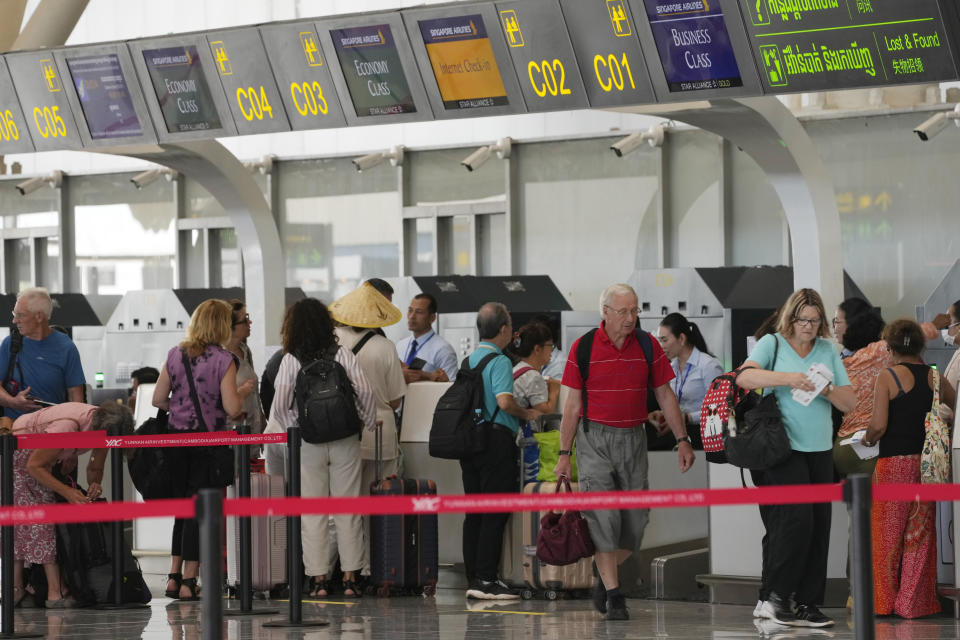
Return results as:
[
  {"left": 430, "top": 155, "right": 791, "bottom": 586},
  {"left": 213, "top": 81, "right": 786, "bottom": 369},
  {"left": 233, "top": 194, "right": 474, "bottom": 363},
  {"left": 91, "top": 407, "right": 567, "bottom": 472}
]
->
[
  {"left": 653, "top": 313, "right": 724, "bottom": 444},
  {"left": 267, "top": 298, "right": 376, "bottom": 598}
]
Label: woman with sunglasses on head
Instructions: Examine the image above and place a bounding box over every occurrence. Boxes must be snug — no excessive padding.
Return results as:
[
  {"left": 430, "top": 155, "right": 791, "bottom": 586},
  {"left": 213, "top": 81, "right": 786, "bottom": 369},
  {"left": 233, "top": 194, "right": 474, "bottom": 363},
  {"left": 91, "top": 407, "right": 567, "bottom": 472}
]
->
[
  {"left": 736, "top": 289, "right": 855, "bottom": 629},
  {"left": 652, "top": 313, "right": 723, "bottom": 445},
  {"left": 225, "top": 299, "right": 265, "bottom": 438}
]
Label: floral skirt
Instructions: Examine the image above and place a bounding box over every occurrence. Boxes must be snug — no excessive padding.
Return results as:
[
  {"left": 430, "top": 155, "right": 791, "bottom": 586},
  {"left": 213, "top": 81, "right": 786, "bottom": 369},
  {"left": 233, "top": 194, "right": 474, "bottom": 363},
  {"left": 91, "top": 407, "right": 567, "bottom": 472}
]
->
[
  {"left": 12, "top": 449, "right": 57, "bottom": 564},
  {"left": 871, "top": 455, "right": 939, "bottom": 618}
]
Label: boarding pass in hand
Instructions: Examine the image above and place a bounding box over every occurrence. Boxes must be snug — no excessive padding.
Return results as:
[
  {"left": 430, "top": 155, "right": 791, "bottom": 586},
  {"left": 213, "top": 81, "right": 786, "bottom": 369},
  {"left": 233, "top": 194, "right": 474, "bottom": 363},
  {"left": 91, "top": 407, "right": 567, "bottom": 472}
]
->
[{"left": 790, "top": 362, "right": 834, "bottom": 407}]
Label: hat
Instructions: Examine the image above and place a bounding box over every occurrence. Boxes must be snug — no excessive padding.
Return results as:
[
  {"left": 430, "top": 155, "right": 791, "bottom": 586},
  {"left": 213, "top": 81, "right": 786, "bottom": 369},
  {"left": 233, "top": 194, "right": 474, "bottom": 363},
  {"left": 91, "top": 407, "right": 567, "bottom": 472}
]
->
[{"left": 330, "top": 282, "right": 402, "bottom": 329}]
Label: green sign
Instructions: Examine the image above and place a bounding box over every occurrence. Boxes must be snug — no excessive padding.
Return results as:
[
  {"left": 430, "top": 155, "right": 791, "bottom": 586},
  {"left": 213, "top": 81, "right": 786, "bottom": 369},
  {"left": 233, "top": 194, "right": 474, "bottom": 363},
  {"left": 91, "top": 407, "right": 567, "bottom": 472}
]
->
[{"left": 738, "top": 0, "right": 958, "bottom": 93}]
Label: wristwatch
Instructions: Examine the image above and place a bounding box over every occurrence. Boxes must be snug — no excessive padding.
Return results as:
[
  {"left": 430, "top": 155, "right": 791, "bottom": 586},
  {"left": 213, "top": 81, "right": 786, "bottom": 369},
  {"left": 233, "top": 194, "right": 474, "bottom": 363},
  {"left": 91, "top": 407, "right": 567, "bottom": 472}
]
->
[
  {"left": 558, "top": 449, "right": 572, "bottom": 456},
  {"left": 675, "top": 436, "right": 691, "bottom": 445}
]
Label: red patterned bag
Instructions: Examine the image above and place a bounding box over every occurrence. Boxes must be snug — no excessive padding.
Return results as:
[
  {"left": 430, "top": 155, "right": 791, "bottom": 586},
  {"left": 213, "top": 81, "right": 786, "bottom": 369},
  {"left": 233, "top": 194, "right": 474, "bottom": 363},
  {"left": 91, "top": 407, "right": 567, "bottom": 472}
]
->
[{"left": 699, "top": 367, "right": 755, "bottom": 464}]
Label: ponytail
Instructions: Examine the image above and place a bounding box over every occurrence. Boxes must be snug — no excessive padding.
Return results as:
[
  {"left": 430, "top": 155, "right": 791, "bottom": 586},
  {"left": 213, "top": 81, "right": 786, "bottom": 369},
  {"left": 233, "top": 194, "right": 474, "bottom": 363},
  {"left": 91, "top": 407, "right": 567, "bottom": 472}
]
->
[{"left": 660, "top": 312, "right": 714, "bottom": 357}]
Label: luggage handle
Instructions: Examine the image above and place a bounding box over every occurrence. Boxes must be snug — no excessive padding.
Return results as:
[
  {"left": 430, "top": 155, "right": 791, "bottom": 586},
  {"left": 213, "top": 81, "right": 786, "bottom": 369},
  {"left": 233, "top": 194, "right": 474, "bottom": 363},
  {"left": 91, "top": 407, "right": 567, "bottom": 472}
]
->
[{"left": 375, "top": 419, "right": 383, "bottom": 483}]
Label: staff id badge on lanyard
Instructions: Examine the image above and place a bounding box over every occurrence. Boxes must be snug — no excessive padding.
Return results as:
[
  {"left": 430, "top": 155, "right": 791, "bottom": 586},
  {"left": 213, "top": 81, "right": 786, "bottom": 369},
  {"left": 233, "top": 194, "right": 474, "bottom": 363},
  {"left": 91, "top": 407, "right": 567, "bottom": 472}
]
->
[{"left": 674, "top": 362, "right": 692, "bottom": 405}]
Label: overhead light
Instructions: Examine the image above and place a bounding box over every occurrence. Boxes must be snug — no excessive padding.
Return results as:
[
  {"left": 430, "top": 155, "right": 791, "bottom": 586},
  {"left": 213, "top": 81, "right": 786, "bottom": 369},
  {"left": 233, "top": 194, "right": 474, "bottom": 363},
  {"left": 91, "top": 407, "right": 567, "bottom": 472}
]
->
[
  {"left": 244, "top": 154, "right": 275, "bottom": 175},
  {"left": 461, "top": 137, "right": 512, "bottom": 172},
  {"left": 130, "top": 168, "right": 176, "bottom": 190},
  {"left": 610, "top": 124, "right": 666, "bottom": 157},
  {"left": 352, "top": 145, "right": 404, "bottom": 172},
  {"left": 17, "top": 170, "right": 63, "bottom": 195},
  {"left": 914, "top": 105, "right": 960, "bottom": 141}
]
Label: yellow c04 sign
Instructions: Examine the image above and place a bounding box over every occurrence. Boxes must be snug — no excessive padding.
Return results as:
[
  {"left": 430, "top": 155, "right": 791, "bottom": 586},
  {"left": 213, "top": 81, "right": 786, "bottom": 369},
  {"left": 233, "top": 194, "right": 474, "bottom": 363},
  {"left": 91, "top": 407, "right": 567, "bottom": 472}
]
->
[{"left": 236, "top": 86, "right": 274, "bottom": 121}]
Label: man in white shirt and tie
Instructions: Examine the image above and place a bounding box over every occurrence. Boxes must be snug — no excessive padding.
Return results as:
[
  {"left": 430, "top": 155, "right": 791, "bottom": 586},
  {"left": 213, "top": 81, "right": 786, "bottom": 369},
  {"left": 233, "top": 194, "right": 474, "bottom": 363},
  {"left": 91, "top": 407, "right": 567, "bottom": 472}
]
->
[{"left": 395, "top": 293, "right": 458, "bottom": 383}]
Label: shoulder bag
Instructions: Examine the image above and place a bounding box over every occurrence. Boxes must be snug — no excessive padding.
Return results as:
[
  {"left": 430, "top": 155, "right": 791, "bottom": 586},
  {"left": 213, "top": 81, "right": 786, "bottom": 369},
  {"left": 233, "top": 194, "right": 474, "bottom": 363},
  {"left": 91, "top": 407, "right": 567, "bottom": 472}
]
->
[
  {"left": 181, "top": 349, "right": 235, "bottom": 489},
  {"left": 921, "top": 368, "right": 950, "bottom": 484}
]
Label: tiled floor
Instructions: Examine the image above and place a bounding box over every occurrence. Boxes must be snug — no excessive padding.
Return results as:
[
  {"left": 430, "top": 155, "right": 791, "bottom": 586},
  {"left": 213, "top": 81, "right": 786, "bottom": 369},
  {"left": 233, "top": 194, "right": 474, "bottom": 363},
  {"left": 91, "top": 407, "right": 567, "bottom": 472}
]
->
[{"left": 7, "top": 591, "right": 960, "bottom": 639}]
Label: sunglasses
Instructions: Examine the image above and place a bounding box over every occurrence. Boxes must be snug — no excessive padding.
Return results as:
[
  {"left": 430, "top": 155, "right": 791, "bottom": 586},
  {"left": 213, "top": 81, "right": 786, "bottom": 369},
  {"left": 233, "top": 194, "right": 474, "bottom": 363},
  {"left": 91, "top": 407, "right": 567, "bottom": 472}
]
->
[{"left": 232, "top": 313, "right": 251, "bottom": 326}]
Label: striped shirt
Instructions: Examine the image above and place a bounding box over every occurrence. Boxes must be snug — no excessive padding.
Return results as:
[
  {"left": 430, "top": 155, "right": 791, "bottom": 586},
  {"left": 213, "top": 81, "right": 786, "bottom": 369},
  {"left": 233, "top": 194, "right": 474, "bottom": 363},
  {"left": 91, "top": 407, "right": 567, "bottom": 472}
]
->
[
  {"left": 268, "top": 347, "right": 377, "bottom": 433},
  {"left": 561, "top": 324, "right": 675, "bottom": 428}
]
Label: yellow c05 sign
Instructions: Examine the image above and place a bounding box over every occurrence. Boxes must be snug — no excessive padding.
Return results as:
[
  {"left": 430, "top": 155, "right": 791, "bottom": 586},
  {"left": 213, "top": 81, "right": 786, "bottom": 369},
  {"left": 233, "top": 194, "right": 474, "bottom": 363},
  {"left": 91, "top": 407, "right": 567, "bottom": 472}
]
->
[{"left": 32, "top": 105, "right": 67, "bottom": 138}]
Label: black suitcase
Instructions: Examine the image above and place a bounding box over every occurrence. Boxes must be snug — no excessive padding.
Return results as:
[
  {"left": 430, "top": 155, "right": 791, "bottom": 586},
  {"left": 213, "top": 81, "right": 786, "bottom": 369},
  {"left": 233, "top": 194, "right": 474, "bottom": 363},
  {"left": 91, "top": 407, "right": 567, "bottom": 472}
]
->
[{"left": 369, "top": 424, "right": 438, "bottom": 596}]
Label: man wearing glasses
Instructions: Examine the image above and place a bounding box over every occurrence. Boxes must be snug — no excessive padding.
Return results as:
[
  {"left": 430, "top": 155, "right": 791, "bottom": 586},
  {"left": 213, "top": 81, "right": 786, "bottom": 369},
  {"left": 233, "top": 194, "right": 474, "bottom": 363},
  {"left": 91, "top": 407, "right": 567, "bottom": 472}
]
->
[
  {"left": 0, "top": 287, "right": 85, "bottom": 419},
  {"left": 554, "top": 283, "right": 694, "bottom": 621}
]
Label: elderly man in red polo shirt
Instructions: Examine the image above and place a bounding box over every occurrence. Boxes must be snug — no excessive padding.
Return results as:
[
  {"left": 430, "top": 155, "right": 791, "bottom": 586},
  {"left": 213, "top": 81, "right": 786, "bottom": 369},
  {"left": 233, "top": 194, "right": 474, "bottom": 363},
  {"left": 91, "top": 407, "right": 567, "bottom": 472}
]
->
[{"left": 554, "top": 283, "right": 695, "bottom": 621}]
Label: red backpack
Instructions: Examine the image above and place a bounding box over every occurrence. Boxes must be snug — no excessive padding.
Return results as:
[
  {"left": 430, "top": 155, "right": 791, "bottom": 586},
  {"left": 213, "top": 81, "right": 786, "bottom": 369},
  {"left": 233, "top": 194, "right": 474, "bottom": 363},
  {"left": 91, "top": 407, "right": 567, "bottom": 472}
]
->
[{"left": 699, "top": 367, "right": 754, "bottom": 464}]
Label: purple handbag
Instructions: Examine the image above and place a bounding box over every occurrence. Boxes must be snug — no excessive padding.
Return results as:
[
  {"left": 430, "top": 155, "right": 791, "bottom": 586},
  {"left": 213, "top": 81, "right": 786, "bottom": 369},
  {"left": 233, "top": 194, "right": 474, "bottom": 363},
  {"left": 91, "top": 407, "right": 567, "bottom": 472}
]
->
[{"left": 535, "top": 477, "right": 595, "bottom": 566}]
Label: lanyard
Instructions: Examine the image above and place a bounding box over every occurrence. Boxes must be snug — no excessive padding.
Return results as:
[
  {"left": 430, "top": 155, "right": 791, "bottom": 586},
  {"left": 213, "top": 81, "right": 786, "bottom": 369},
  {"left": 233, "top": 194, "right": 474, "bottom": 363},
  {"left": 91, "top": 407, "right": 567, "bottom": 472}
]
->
[
  {"left": 674, "top": 362, "right": 692, "bottom": 405},
  {"left": 406, "top": 332, "right": 435, "bottom": 363}
]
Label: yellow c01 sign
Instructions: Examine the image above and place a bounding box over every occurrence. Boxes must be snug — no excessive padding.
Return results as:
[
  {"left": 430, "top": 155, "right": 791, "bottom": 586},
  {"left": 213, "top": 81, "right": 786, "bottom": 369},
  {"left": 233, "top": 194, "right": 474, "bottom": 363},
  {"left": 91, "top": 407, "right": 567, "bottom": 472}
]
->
[
  {"left": 527, "top": 59, "right": 572, "bottom": 98},
  {"left": 32, "top": 105, "right": 66, "bottom": 138},
  {"left": 290, "top": 81, "right": 328, "bottom": 117},
  {"left": 236, "top": 86, "right": 274, "bottom": 121},
  {"left": 0, "top": 109, "right": 19, "bottom": 141},
  {"left": 593, "top": 52, "right": 636, "bottom": 92}
]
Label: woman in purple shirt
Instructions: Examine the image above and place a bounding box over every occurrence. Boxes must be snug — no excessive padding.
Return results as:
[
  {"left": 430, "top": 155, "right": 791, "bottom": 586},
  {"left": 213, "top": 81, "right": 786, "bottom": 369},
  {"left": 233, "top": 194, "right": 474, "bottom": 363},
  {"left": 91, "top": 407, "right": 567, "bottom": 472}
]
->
[{"left": 153, "top": 299, "right": 253, "bottom": 600}]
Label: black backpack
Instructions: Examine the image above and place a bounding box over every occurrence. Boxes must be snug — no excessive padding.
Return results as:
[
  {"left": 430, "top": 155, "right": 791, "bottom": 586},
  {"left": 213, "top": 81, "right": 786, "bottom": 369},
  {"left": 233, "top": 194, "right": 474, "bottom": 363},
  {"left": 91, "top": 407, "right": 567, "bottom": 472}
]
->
[
  {"left": 576, "top": 327, "right": 655, "bottom": 429},
  {"left": 128, "top": 409, "right": 175, "bottom": 500},
  {"left": 429, "top": 352, "right": 500, "bottom": 460},
  {"left": 294, "top": 345, "right": 363, "bottom": 444}
]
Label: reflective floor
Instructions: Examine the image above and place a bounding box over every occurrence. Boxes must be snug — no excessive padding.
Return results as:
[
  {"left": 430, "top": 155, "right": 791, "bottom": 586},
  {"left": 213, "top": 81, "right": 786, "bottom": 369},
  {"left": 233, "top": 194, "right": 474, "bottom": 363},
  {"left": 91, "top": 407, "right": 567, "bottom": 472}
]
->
[{"left": 7, "top": 591, "right": 960, "bottom": 639}]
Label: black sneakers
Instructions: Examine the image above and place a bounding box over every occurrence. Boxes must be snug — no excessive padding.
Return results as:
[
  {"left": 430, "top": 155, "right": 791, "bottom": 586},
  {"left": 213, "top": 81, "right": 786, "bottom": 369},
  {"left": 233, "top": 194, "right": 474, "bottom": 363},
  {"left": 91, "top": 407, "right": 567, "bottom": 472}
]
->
[
  {"left": 465, "top": 579, "right": 520, "bottom": 600},
  {"left": 793, "top": 604, "right": 834, "bottom": 628},
  {"left": 765, "top": 593, "right": 796, "bottom": 626},
  {"left": 605, "top": 593, "right": 629, "bottom": 621},
  {"left": 592, "top": 576, "right": 607, "bottom": 614}
]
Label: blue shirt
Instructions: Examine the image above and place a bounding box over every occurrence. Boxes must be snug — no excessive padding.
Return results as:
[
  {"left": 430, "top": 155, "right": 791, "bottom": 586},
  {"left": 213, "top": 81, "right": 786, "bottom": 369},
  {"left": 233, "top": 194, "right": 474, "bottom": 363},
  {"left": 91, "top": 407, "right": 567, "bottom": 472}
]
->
[
  {"left": 467, "top": 341, "right": 519, "bottom": 433},
  {"left": 747, "top": 333, "right": 850, "bottom": 452},
  {"left": 0, "top": 330, "right": 86, "bottom": 420},
  {"left": 670, "top": 347, "right": 724, "bottom": 425},
  {"left": 395, "top": 330, "right": 458, "bottom": 381}
]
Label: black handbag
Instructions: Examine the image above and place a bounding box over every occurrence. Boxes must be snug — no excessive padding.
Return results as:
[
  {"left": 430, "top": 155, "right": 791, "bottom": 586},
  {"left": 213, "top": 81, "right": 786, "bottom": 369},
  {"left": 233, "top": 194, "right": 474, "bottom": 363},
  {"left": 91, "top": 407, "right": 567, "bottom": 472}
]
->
[
  {"left": 723, "top": 337, "right": 792, "bottom": 471},
  {"left": 181, "top": 349, "right": 235, "bottom": 489}
]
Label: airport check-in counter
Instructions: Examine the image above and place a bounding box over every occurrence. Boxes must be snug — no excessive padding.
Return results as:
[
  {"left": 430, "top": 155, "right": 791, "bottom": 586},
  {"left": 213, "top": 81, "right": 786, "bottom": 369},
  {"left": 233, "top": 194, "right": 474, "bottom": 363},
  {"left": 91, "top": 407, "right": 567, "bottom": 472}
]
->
[{"left": 400, "top": 382, "right": 708, "bottom": 595}]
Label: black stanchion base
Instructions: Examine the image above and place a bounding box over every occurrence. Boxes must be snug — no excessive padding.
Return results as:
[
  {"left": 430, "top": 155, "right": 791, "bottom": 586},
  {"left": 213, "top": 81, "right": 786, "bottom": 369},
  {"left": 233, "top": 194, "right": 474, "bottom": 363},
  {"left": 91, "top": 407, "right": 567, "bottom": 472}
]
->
[
  {"left": 95, "top": 602, "right": 151, "bottom": 610},
  {"left": 262, "top": 619, "right": 329, "bottom": 628},
  {"left": 223, "top": 607, "right": 280, "bottom": 617}
]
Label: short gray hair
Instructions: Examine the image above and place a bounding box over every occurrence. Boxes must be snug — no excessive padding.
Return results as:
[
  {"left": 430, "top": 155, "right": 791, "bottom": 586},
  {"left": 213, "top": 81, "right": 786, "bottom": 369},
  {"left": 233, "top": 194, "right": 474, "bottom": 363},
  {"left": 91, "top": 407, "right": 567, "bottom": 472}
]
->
[
  {"left": 18, "top": 287, "right": 54, "bottom": 319},
  {"left": 476, "top": 302, "right": 511, "bottom": 340},
  {"left": 599, "top": 283, "right": 637, "bottom": 313}
]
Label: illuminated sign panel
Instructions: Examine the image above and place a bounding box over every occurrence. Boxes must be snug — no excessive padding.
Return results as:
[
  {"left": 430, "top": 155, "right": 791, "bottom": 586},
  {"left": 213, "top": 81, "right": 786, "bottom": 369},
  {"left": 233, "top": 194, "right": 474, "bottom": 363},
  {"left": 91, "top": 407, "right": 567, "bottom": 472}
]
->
[
  {"left": 737, "top": 0, "right": 958, "bottom": 93},
  {"left": 205, "top": 28, "right": 291, "bottom": 134},
  {"left": 259, "top": 22, "right": 347, "bottom": 129},
  {"left": 329, "top": 23, "right": 418, "bottom": 117},
  {"left": 640, "top": 0, "right": 744, "bottom": 92},
  {"left": 0, "top": 58, "right": 35, "bottom": 153},
  {"left": 5, "top": 52, "right": 82, "bottom": 151},
  {"left": 418, "top": 14, "right": 509, "bottom": 109},
  {"left": 559, "top": 0, "right": 656, "bottom": 108},
  {"left": 141, "top": 45, "right": 223, "bottom": 133},
  {"left": 64, "top": 54, "right": 143, "bottom": 140}
]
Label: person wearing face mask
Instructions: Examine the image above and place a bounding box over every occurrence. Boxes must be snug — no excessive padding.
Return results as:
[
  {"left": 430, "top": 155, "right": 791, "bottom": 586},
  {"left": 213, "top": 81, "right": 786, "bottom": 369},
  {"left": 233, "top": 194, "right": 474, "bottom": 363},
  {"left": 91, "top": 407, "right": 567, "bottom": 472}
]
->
[
  {"left": 937, "top": 301, "right": 960, "bottom": 406},
  {"left": 651, "top": 313, "right": 723, "bottom": 446}
]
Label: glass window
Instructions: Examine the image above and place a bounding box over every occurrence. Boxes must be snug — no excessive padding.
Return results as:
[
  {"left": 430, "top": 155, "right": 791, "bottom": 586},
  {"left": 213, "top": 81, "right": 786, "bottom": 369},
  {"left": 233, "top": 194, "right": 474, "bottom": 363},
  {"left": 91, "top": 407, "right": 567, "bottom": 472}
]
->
[
  {"left": 71, "top": 173, "right": 175, "bottom": 295},
  {"left": 476, "top": 213, "right": 507, "bottom": 276},
  {"left": 0, "top": 180, "right": 60, "bottom": 230},
  {"left": 405, "top": 217, "right": 435, "bottom": 276},
  {"left": 36, "top": 237, "right": 61, "bottom": 293},
  {"left": 280, "top": 158, "right": 400, "bottom": 300},
  {"left": 211, "top": 228, "right": 242, "bottom": 288},
  {"left": 405, "top": 148, "right": 506, "bottom": 205},
  {"left": 4, "top": 238, "right": 31, "bottom": 293},
  {"left": 180, "top": 229, "right": 206, "bottom": 288},
  {"left": 439, "top": 215, "right": 474, "bottom": 275}
]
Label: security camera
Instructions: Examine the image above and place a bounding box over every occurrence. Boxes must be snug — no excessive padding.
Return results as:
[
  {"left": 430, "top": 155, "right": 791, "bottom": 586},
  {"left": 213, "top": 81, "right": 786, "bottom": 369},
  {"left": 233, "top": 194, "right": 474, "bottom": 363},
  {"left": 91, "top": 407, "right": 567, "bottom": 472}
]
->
[
  {"left": 15, "top": 176, "right": 45, "bottom": 195},
  {"left": 461, "top": 145, "right": 492, "bottom": 172},
  {"left": 352, "top": 146, "right": 403, "bottom": 172},
  {"left": 610, "top": 125, "right": 665, "bottom": 157},
  {"left": 914, "top": 112, "right": 948, "bottom": 141},
  {"left": 130, "top": 169, "right": 162, "bottom": 190}
]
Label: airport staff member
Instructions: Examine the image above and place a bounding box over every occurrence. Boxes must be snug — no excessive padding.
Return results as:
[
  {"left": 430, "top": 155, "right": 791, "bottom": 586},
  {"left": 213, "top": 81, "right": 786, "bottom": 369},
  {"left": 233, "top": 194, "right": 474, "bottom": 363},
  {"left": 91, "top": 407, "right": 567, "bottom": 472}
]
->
[
  {"left": 554, "top": 283, "right": 694, "bottom": 622},
  {"left": 0, "top": 287, "right": 85, "bottom": 420},
  {"left": 395, "top": 293, "right": 458, "bottom": 383}
]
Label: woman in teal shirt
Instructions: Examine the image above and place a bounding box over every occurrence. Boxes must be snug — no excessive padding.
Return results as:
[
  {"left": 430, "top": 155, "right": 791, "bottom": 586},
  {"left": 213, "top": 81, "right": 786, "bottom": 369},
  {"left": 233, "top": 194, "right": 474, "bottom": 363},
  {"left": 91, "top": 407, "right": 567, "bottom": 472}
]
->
[{"left": 737, "top": 289, "right": 855, "bottom": 629}]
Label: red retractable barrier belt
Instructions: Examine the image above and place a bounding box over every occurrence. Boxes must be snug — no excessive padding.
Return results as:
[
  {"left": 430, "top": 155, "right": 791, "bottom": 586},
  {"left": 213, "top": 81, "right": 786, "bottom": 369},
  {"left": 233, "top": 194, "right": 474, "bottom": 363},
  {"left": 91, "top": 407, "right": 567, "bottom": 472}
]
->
[
  {"left": 14, "top": 430, "right": 287, "bottom": 449},
  {"left": 0, "top": 498, "right": 195, "bottom": 525}
]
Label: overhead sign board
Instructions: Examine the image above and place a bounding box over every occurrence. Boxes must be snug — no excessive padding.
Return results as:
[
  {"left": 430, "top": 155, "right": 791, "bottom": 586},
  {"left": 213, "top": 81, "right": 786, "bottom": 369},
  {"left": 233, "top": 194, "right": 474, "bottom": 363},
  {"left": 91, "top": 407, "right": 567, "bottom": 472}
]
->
[
  {"left": 0, "top": 58, "right": 35, "bottom": 153},
  {"left": 259, "top": 22, "right": 348, "bottom": 130},
  {"left": 205, "top": 28, "right": 292, "bottom": 135},
  {"left": 128, "top": 36, "right": 237, "bottom": 142},
  {"left": 54, "top": 44, "right": 158, "bottom": 148},
  {"left": 630, "top": 0, "right": 763, "bottom": 101},
  {"left": 6, "top": 51, "right": 83, "bottom": 152},
  {"left": 317, "top": 13, "right": 432, "bottom": 125},
  {"left": 558, "top": 0, "right": 656, "bottom": 109},
  {"left": 495, "top": 0, "right": 589, "bottom": 112},
  {"left": 404, "top": 4, "right": 525, "bottom": 118},
  {"left": 736, "top": 0, "right": 959, "bottom": 93}
]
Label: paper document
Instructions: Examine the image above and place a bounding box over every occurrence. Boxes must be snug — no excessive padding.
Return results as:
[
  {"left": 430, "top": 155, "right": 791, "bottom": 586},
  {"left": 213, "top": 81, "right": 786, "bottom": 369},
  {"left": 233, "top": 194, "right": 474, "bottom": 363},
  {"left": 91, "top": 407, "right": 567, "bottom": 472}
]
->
[
  {"left": 838, "top": 430, "right": 879, "bottom": 460},
  {"left": 791, "top": 362, "right": 834, "bottom": 407}
]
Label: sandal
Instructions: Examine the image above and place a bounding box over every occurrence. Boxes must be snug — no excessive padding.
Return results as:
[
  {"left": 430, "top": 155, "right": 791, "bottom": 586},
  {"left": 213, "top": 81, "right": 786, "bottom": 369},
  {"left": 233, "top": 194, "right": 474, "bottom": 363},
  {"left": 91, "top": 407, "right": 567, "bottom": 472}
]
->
[
  {"left": 307, "top": 576, "right": 331, "bottom": 598},
  {"left": 177, "top": 577, "right": 200, "bottom": 601},
  {"left": 342, "top": 580, "right": 361, "bottom": 598},
  {"left": 165, "top": 573, "right": 183, "bottom": 599}
]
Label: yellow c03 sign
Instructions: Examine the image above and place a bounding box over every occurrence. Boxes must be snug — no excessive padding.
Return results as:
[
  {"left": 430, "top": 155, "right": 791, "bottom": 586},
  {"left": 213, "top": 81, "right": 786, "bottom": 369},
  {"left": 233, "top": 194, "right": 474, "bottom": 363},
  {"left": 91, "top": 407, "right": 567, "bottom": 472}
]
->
[{"left": 289, "top": 80, "right": 329, "bottom": 116}]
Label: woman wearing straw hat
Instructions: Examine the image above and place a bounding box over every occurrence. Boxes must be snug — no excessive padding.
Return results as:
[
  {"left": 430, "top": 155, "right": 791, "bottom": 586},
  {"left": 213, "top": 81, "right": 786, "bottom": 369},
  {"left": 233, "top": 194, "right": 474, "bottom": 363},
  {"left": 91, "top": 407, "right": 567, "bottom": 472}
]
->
[{"left": 330, "top": 283, "right": 406, "bottom": 583}]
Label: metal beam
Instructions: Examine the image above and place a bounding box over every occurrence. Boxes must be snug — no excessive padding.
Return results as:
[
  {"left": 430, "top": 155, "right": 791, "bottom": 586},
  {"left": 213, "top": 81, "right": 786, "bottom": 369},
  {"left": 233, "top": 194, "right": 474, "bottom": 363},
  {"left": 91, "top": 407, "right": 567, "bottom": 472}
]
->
[
  {"left": 0, "top": 0, "right": 27, "bottom": 51},
  {"left": 10, "top": 0, "right": 88, "bottom": 51}
]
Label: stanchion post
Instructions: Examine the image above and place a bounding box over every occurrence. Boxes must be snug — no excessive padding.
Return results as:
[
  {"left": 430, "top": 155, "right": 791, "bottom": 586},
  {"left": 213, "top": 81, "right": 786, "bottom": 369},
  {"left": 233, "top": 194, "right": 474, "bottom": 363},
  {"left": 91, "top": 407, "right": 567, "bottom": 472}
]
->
[
  {"left": 262, "top": 426, "right": 326, "bottom": 629},
  {"left": 110, "top": 447, "right": 124, "bottom": 606},
  {"left": 844, "top": 474, "right": 875, "bottom": 640},
  {"left": 199, "top": 489, "right": 223, "bottom": 640}
]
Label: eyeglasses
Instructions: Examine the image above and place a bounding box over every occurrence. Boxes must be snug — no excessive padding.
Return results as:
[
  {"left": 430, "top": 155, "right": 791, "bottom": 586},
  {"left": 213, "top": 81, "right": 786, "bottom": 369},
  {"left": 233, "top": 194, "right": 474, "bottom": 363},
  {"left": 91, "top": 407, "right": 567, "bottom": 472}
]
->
[
  {"left": 604, "top": 305, "right": 640, "bottom": 318},
  {"left": 794, "top": 317, "right": 822, "bottom": 327},
  {"left": 232, "top": 313, "right": 251, "bottom": 326},
  {"left": 831, "top": 317, "right": 843, "bottom": 327}
]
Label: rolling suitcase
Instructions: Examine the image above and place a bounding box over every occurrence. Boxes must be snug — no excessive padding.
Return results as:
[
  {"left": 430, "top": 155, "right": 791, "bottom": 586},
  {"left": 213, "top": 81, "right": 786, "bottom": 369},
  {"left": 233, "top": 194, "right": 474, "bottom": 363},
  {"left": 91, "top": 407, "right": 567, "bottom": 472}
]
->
[
  {"left": 370, "top": 423, "right": 439, "bottom": 596},
  {"left": 521, "top": 481, "right": 594, "bottom": 599},
  {"left": 227, "top": 472, "right": 287, "bottom": 592}
]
